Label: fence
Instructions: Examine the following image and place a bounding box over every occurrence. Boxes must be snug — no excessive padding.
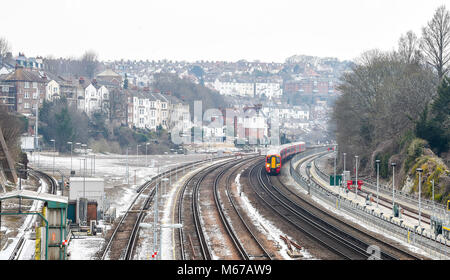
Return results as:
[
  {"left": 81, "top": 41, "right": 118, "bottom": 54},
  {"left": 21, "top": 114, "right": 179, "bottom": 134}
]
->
[{"left": 289, "top": 151, "right": 449, "bottom": 259}]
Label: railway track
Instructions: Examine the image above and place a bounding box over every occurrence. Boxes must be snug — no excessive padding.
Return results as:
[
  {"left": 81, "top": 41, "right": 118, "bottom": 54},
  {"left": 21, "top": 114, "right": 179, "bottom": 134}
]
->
[
  {"left": 177, "top": 160, "right": 230, "bottom": 260},
  {"left": 213, "top": 156, "right": 272, "bottom": 260},
  {"left": 276, "top": 155, "right": 422, "bottom": 259},
  {"left": 8, "top": 168, "right": 57, "bottom": 260},
  {"left": 101, "top": 155, "right": 240, "bottom": 260},
  {"left": 312, "top": 153, "right": 434, "bottom": 225},
  {"left": 177, "top": 156, "right": 271, "bottom": 260},
  {"left": 249, "top": 161, "right": 386, "bottom": 260},
  {"left": 101, "top": 166, "right": 182, "bottom": 260},
  {"left": 302, "top": 153, "right": 448, "bottom": 256}
]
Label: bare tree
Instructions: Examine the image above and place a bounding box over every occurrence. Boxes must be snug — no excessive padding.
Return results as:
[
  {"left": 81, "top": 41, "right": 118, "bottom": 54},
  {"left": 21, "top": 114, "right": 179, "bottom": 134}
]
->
[
  {"left": 81, "top": 50, "right": 99, "bottom": 78},
  {"left": 0, "top": 37, "right": 11, "bottom": 67},
  {"left": 398, "top": 31, "right": 422, "bottom": 64},
  {"left": 421, "top": 5, "right": 450, "bottom": 80}
]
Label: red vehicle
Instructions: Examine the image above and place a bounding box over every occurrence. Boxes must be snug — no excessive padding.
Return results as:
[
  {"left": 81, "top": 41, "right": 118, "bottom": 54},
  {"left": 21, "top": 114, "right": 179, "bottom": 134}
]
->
[{"left": 265, "top": 142, "right": 306, "bottom": 175}]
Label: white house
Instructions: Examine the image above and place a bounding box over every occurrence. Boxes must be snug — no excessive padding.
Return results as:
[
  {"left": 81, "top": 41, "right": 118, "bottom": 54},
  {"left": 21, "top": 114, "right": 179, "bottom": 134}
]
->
[
  {"left": 131, "top": 91, "right": 170, "bottom": 131},
  {"left": 45, "top": 79, "right": 60, "bottom": 102},
  {"left": 76, "top": 80, "right": 110, "bottom": 116}
]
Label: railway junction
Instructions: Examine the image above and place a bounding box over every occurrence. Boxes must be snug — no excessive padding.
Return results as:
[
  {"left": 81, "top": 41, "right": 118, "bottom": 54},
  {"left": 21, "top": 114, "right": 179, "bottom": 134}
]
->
[{"left": 0, "top": 145, "right": 448, "bottom": 260}]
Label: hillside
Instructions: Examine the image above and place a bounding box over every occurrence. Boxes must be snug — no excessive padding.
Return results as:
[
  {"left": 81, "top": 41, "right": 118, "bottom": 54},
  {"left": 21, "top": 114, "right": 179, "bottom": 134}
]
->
[{"left": 152, "top": 73, "right": 226, "bottom": 114}]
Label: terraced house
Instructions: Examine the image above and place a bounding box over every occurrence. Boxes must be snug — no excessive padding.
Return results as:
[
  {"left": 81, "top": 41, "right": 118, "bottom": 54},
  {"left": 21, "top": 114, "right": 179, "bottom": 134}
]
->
[{"left": 0, "top": 65, "right": 46, "bottom": 116}]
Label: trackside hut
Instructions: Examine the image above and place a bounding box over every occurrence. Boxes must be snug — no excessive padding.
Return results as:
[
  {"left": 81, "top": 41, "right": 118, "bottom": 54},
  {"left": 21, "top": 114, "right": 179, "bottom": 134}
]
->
[{"left": 68, "top": 177, "right": 104, "bottom": 223}]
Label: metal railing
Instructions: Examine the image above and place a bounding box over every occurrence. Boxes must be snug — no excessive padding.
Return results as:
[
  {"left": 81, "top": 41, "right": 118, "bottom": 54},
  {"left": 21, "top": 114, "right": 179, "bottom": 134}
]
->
[
  {"left": 289, "top": 151, "right": 449, "bottom": 259},
  {"left": 314, "top": 152, "right": 446, "bottom": 215}
]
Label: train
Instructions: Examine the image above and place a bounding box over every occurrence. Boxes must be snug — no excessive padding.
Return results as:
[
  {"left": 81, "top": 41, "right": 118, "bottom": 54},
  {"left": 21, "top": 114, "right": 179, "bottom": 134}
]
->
[{"left": 265, "top": 142, "right": 306, "bottom": 175}]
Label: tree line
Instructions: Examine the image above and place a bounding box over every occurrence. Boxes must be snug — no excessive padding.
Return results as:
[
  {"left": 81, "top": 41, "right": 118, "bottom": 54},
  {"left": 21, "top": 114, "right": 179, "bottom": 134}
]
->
[{"left": 332, "top": 5, "right": 450, "bottom": 201}]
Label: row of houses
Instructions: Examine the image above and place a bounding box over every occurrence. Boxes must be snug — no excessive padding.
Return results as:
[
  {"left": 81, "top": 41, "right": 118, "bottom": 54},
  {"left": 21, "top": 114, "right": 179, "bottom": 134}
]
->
[
  {"left": 204, "top": 78, "right": 283, "bottom": 98},
  {"left": 0, "top": 63, "right": 190, "bottom": 133}
]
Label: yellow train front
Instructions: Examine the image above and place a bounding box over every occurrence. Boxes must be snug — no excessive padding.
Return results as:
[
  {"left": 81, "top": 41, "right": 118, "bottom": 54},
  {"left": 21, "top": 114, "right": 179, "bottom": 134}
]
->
[
  {"left": 265, "top": 142, "right": 306, "bottom": 175},
  {"left": 265, "top": 154, "right": 281, "bottom": 175}
]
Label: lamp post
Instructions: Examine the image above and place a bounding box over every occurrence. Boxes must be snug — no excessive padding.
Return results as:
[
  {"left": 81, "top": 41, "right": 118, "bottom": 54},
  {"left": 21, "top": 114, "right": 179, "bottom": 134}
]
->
[
  {"left": 355, "top": 155, "right": 358, "bottom": 199},
  {"left": 67, "top": 142, "right": 73, "bottom": 175},
  {"left": 145, "top": 143, "right": 150, "bottom": 167},
  {"left": 376, "top": 159, "right": 380, "bottom": 208},
  {"left": 162, "top": 178, "right": 169, "bottom": 199},
  {"left": 431, "top": 179, "right": 435, "bottom": 224},
  {"left": 137, "top": 144, "right": 141, "bottom": 167},
  {"left": 126, "top": 147, "right": 129, "bottom": 186},
  {"left": 50, "top": 139, "right": 55, "bottom": 175},
  {"left": 416, "top": 168, "right": 423, "bottom": 229},
  {"left": 391, "top": 162, "right": 396, "bottom": 212},
  {"left": 153, "top": 183, "right": 159, "bottom": 260},
  {"left": 333, "top": 146, "right": 337, "bottom": 188}
]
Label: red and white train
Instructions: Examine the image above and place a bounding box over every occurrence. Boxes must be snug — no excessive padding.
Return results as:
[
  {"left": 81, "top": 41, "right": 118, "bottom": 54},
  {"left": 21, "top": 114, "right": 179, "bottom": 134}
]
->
[{"left": 265, "top": 142, "right": 306, "bottom": 175}]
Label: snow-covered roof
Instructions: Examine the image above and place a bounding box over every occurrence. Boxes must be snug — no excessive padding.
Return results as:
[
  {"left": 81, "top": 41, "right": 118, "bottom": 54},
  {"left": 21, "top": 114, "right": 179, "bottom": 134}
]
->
[{"left": 0, "top": 190, "right": 68, "bottom": 204}]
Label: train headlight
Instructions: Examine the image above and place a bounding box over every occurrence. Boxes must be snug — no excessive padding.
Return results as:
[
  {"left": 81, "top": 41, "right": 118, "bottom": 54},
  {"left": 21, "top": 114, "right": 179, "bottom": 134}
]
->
[{"left": 266, "top": 163, "right": 270, "bottom": 168}]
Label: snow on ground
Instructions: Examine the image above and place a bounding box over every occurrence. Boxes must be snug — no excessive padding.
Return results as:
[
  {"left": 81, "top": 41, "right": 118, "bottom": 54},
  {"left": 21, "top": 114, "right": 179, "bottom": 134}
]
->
[
  {"left": 67, "top": 237, "right": 105, "bottom": 260},
  {"left": 134, "top": 157, "right": 232, "bottom": 260},
  {"left": 234, "top": 171, "right": 316, "bottom": 260},
  {"left": 28, "top": 151, "right": 215, "bottom": 260},
  {"left": 0, "top": 177, "right": 47, "bottom": 260}
]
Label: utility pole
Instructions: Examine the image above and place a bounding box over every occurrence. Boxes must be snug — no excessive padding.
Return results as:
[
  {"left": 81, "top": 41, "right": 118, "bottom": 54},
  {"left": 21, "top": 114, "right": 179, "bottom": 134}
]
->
[
  {"left": 355, "top": 155, "right": 358, "bottom": 199},
  {"left": 391, "top": 162, "right": 396, "bottom": 213},
  {"left": 126, "top": 147, "right": 129, "bottom": 186},
  {"left": 35, "top": 104, "right": 39, "bottom": 151},
  {"left": 417, "top": 168, "right": 423, "bottom": 229},
  {"left": 50, "top": 139, "right": 55, "bottom": 176},
  {"left": 153, "top": 183, "right": 159, "bottom": 260},
  {"left": 67, "top": 142, "right": 73, "bottom": 175},
  {"left": 376, "top": 159, "right": 380, "bottom": 208}
]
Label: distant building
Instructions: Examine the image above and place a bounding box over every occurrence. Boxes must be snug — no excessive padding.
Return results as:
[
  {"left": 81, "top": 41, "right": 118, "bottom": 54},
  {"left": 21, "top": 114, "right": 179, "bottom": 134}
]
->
[
  {"left": 0, "top": 65, "right": 46, "bottom": 116},
  {"left": 96, "top": 69, "right": 122, "bottom": 88}
]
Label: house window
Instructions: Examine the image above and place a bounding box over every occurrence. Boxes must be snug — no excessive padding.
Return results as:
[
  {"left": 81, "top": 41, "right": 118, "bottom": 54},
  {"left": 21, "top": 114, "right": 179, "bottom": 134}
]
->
[
  {"left": 24, "top": 92, "right": 30, "bottom": 99},
  {"left": 24, "top": 102, "right": 30, "bottom": 109},
  {"left": 139, "top": 99, "right": 143, "bottom": 106},
  {"left": 151, "top": 120, "right": 155, "bottom": 126},
  {"left": 150, "top": 101, "right": 155, "bottom": 108},
  {"left": 139, "top": 108, "right": 144, "bottom": 115},
  {"left": 32, "top": 82, "right": 37, "bottom": 88},
  {"left": 33, "top": 92, "right": 38, "bottom": 99},
  {"left": 139, "top": 118, "right": 144, "bottom": 124},
  {"left": 151, "top": 110, "right": 155, "bottom": 117},
  {"left": 24, "top": 82, "right": 30, "bottom": 88},
  {"left": 2, "top": 86, "right": 8, "bottom": 92}
]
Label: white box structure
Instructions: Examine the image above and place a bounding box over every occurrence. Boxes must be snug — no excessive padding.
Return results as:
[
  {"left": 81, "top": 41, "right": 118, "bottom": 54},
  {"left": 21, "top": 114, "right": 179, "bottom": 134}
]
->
[{"left": 69, "top": 177, "right": 105, "bottom": 214}]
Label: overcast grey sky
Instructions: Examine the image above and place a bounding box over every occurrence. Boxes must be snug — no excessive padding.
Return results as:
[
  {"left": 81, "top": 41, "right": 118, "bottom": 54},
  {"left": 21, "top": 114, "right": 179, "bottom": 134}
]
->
[{"left": 0, "top": 0, "right": 446, "bottom": 62}]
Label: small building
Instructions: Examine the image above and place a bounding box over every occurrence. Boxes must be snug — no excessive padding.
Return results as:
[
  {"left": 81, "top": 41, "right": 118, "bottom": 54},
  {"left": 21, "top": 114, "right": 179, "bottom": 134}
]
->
[{"left": 68, "top": 177, "right": 105, "bottom": 224}]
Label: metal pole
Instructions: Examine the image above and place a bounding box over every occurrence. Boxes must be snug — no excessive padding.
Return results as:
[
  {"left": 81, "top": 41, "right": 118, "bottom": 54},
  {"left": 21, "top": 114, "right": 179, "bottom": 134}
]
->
[
  {"left": 376, "top": 160, "right": 380, "bottom": 208},
  {"left": 432, "top": 179, "right": 435, "bottom": 220},
  {"left": 392, "top": 162, "right": 396, "bottom": 211},
  {"left": 355, "top": 155, "right": 358, "bottom": 199},
  {"left": 417, "top": 168, "right": 422, "bottom": 229},
  {"left": 68, "top": 142, "right": 73, "bottom": 175},
  {"left": 153, "top": 182, "right": 158, "bottom": 260},
  {"left": 137, "top": 144, "right": 140, "bottom": 167},
  {"left": 126, "top": 148, "right": 129, "bottom": 186},
  {"left": 334, "top": 149, "right": 336, "bottom": 188},
  {"left": 146, "top": 143, "right": 148, "bottom": 167},
  {"left": 51, "top": 139, "right": 55, "bottom": 176}
]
